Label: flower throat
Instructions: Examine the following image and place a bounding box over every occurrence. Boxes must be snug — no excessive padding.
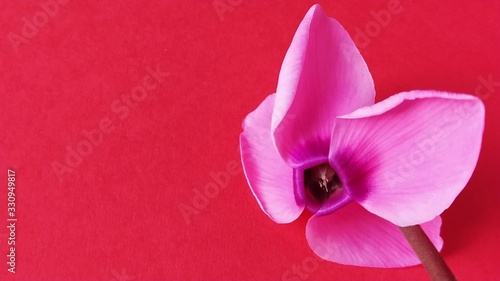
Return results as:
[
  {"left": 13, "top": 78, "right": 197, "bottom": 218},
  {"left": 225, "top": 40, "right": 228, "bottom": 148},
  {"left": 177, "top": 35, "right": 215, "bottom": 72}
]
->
[{"left": 304, "top": 163, "right": 342, "bottom": 203}]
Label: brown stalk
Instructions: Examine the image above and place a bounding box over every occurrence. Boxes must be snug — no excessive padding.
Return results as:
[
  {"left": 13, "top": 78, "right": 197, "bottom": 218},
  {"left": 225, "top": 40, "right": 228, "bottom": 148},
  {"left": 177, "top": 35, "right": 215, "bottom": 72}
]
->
[{"left": 400, "top": 225, "right": 456, "bottom": 281}]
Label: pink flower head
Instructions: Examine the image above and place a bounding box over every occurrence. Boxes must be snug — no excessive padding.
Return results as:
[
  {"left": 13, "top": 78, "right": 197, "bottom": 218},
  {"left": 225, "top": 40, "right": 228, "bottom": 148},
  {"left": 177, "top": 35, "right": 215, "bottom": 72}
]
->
[{"left": 239, "top": 5, "right": 484, "bottom": 267}]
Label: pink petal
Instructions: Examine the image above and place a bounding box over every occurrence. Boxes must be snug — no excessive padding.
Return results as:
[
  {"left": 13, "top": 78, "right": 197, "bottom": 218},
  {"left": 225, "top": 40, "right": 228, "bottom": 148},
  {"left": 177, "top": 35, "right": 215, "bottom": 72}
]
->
[
  {"left": 306, "top": 202, "right": 443, "bottom": 267},
  {"left": 329, "top": 90, "right": 485, "bottom": 226},
  {"left": 272, "top": 4, "right": 375, "bottom": 168},
  {"left": 240, "top": 94, "right": 305, "bottom": 223}
]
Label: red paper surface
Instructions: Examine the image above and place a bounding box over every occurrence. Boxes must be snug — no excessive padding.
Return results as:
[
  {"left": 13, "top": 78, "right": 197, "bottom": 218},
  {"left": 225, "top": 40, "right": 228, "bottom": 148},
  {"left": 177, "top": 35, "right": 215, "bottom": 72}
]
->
[{"left": 1, "top": 1, "right": 499, "bottom": 280}]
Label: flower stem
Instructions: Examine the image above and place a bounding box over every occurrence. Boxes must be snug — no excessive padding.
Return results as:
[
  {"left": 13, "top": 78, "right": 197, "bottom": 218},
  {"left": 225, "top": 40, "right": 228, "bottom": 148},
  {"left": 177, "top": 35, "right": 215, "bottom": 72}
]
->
[{"left": 400, "top": 225, "right": 456, "bottom": 281}]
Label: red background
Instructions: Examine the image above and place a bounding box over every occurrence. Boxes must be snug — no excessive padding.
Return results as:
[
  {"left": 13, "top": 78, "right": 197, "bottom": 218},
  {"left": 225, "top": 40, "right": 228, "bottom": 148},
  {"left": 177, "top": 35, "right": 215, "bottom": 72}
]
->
[{"left": 1, "top": 1, "right": 499, "bottom": 280}]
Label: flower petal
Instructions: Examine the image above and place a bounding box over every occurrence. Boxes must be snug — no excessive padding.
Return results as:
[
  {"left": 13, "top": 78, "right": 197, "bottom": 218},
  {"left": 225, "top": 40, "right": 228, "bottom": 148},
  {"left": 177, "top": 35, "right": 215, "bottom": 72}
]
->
[
  {"left": 306, "top": 202, "right": 443, "bottom": 267},
  {"left": 329, "top": 90, "right": 485, "bottom": 226},
  {"left": 240, "top": 94, "right": 305, "bottom": 223},
  {"left": 272, "top": 4, "right": 375, "bottom": 168}
]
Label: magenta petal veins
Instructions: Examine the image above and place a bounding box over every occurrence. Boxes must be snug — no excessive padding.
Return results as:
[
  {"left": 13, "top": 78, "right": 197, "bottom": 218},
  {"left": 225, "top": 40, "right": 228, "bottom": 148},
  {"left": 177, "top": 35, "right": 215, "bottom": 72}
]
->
[
  {"left": 272, "top": 4, "right": 375, "bottom": 168},
  {"left": 240, "top": 94, "right": 305, "bottom": 223},
  {"left": 306, "top": 202, "right": 443, "bottom": 267},
  {"left": 329, "top": 91, "right": 485, "bottom": 226}
]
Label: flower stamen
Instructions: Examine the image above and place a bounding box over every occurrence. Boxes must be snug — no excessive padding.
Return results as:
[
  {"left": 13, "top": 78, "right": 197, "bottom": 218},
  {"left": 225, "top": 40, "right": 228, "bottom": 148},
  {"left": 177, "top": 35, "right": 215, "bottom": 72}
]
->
[{"left": 304, "top": 163, "right": 342, "bottom": 203}]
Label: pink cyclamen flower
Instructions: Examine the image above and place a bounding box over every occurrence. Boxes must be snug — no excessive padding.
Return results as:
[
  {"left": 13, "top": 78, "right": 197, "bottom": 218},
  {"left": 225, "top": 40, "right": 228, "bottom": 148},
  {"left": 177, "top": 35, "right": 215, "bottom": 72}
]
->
[{"left": 239, "top": 4, "right": 484, "bottom": 267}]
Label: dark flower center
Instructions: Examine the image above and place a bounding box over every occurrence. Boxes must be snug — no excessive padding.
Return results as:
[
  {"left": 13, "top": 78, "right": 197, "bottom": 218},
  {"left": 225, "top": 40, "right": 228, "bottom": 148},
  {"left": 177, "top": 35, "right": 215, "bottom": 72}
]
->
[{"left": 304, "top": 163, "right": 342, "bottom": 204}]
